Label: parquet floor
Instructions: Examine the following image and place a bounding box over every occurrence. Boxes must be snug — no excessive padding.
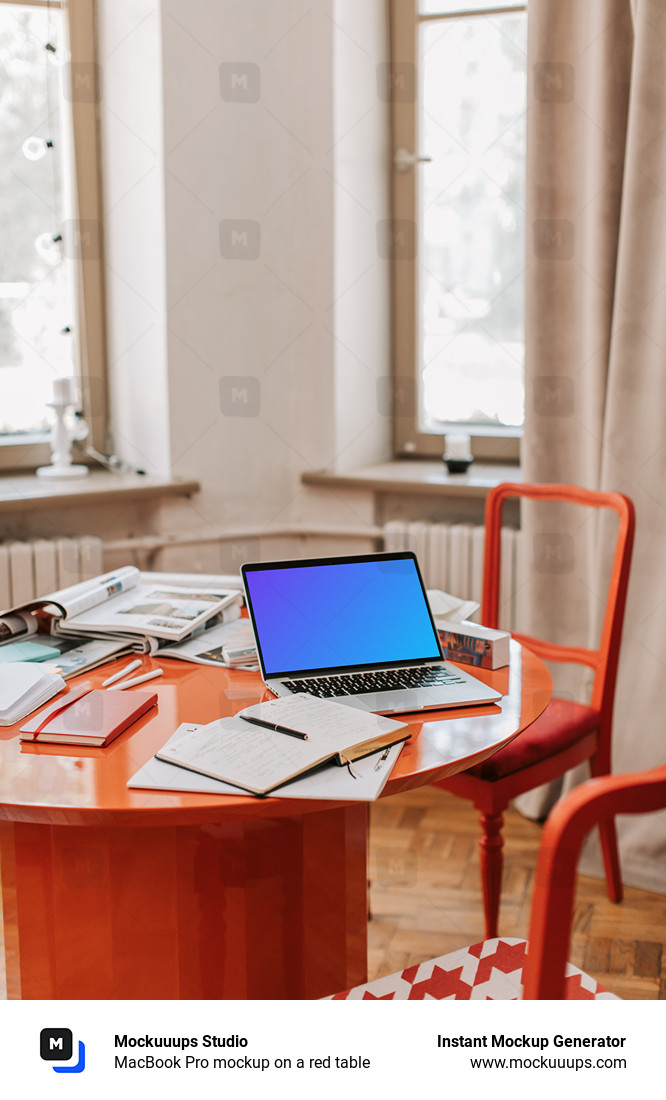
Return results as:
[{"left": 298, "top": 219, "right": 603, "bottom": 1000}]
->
[{"left": 368, "top": 786, "right": 666, "bottom": 999}]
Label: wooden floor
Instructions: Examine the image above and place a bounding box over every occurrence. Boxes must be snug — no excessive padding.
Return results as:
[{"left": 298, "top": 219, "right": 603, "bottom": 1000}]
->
[
  {"left": 2, "top": 787, "right": 664, "bottom": 999},
  {"left": 368, "top": 786, "right": 666, "bottom": 999}
]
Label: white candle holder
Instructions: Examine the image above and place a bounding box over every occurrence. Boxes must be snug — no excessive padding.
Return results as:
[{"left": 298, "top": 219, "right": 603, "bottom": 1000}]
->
[
  {"left": 36, "top": 378, "right": 89, "bottom": 479},
  {"left": 443, "top": 432, "right": 473, "bottom": 474}
]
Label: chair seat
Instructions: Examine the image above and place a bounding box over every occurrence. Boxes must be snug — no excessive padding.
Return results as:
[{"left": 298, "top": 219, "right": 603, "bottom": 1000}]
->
[
  {"left": 328, "top": 939, "right": 617, "bottom": 1000},
  {"left": 466, "top": 697, "right": 600, "bottom": 781}
]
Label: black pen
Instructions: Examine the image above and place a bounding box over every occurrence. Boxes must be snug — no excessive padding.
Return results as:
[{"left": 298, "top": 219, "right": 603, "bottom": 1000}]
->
[{"left": 240, "top": 715, "right": 309, "bottom": 741}]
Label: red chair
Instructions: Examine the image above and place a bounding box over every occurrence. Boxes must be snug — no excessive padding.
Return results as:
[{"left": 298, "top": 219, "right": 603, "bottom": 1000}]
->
[
  {"left": 331, "top": 764, "right": 666, "bottom": 1000},
  {"left": 434, "top": 482, "right": 635, "bottom": 939}
]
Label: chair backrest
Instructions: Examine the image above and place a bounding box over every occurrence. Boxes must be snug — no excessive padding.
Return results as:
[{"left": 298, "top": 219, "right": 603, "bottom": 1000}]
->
[
  {"left": 522, "top": 763, "right": 666, "bottom": 998},
  {"left": 482, "top": 482, "right": 635, "bottom": 721}
]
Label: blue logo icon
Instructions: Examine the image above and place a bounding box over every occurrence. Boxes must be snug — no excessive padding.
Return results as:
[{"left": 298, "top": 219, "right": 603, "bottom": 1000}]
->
[{"left": 40, "top": 1029, "right": 86, "bottom": 1073}]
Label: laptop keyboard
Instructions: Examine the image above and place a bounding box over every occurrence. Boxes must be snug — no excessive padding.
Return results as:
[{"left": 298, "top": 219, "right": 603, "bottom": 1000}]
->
[{"left": 288, "top": 666, "right": 469, "bottom": 698}]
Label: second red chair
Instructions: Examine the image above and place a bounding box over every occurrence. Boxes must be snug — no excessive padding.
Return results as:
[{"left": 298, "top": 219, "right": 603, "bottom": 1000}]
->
[{"left": 433, "top": 482, "right": 635, "bottom": 939}]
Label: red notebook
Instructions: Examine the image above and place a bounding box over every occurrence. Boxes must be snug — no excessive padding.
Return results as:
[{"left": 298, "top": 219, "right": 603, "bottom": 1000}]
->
[{"left": 20, "top": 687, "right": 157, "bottom": 747}]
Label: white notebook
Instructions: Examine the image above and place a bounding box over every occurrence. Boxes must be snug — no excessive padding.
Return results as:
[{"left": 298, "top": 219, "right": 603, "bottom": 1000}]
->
[
  {"left": 155, "top": 694, "right": 410, "bottom": 796},
  {"left": 0, "top": 663, "right": 65, "bottom": 725}
]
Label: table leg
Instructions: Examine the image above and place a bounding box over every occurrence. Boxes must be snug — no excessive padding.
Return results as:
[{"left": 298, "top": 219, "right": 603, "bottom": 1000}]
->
[{"left": 0, "top": 805, "right": 368, "bottom": 1000}]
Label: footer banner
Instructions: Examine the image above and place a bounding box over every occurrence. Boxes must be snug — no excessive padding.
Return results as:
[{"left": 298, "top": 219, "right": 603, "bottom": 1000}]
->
[{"left": 0, "top": 998, "right": 660, "bottom": 1099}]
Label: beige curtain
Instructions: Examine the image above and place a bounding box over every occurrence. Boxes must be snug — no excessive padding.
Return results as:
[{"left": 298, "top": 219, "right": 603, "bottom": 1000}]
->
[{"left": 522, "top": 0, "right": 666, "bottom": 891}]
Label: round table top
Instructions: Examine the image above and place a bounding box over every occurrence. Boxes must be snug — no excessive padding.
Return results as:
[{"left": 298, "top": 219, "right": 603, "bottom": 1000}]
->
[{"left": 0, "top": 641, "right": 551, "bottom": 826}]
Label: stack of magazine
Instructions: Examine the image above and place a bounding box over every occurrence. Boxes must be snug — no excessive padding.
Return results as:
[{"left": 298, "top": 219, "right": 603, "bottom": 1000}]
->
[{"left": 0, "top": 567, "right": 247, "bottom": 679}]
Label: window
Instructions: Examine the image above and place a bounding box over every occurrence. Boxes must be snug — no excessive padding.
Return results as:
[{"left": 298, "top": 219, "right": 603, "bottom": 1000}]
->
[
  {"left": 0, "top": 0, "right": 105, "bottom": 468},
  {"left": 389, "top": 1, "right": 527, "bottom": 460}
]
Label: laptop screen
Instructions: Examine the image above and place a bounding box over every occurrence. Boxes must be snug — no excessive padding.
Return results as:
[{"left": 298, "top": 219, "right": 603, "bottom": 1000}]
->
[{"left": 242, "top": 553, "right": 442, "bottom": 678}]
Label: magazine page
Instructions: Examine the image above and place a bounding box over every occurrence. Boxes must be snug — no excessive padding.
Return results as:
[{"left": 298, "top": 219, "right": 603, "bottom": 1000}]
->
[
  {"left": 155, "top": 616, "right": 257, "bottom": 668},
  {"left": 0, "top": 611, "right": 38, "bottom": 645},
  {"left": 0, "top": 631, "right": 131, "bottom": 678},
  {"left": 41, "top": 637, "right": 135, "bottom": 679},
  {"left": 0, "top": 566, "right": 141, "bottom": 628},
  {"left": 44, "top": 566, "right": 140, "bottom": 619},
  {"left": 60, "top": 582, "right": 241, "bottom": 641},
  {"left": 140, "top": 571, "right": 244, "bottom": 592}
]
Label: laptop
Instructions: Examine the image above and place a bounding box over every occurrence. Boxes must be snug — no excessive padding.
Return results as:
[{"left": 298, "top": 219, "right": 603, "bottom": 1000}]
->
[{"left": 241, "top": 552, "right": 502, "bottom": 715}]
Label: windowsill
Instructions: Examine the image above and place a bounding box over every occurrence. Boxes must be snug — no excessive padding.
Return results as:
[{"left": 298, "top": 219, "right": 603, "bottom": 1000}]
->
[
  {"left": 302, "top": 459, "right": 521, "bottom": 498},
  {"left": 0, "top": 470, "right": 200, "bottom": 514}
]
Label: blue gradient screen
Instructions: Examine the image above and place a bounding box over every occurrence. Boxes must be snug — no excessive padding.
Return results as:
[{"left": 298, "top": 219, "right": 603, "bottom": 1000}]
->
[{"left": 244, "top": 556, "right": 441, "bottom": 676}]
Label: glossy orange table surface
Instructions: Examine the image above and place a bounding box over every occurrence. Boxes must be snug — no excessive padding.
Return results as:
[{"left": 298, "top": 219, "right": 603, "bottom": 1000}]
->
[
  {"left": 0, "top": 643, "right": 551, "bottom": 999},
  {"left": 0, "top": 641, "right": 550, "bottom": 824}
]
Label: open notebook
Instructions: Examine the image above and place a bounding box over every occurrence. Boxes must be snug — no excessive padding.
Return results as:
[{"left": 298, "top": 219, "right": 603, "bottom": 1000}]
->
[{"left": 155, "top": 694, "right": 410, "bottom": 796}]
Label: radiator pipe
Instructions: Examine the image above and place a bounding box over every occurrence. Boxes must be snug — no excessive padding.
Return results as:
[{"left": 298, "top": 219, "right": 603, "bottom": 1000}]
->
[{"left": 104, "top": 524, "right": 383, "bottom": 565}]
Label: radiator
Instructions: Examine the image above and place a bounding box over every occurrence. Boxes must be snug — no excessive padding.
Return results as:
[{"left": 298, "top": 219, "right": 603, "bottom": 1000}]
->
[
  {"left": 383, "top": 521, "right": 522, "bottom": 631},
  {"left": 0, "top": 536, "right": 104, "bottom": 608}
]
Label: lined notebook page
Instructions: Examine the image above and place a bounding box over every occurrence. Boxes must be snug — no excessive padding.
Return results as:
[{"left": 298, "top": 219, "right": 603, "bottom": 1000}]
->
[
  {"left": 156, "top": 694, "right": 406, "bottom": 794},
  {"left": 242, "top": 694, "right": 405, "bottom": 743},
  {"left": 157, "top": 717, "right": 334, "bottom": 792}
]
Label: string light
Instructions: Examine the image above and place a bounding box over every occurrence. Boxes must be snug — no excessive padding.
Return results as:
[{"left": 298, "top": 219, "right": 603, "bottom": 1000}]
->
[
  {"left": 34, "top": 232, "right": 60, "bottom": 263},
  {"left": 22, "top": 136, "right": 47, "bottom": 161}
]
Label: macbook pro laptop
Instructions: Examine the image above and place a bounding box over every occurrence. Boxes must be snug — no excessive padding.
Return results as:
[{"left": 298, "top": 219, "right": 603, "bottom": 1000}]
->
[{"left": 241, "top": 552, "right": 502, "bottom": 715}]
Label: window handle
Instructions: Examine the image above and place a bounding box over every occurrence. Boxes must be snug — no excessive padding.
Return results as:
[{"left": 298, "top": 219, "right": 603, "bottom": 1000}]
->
[{"left": 393, "top": 147, "right": 432, "bottom": 174}]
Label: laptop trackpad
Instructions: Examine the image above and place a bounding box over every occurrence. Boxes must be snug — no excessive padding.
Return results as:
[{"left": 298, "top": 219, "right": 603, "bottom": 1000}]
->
[{"left": 331, "top": 689, "right": 434, "bottom": 714}]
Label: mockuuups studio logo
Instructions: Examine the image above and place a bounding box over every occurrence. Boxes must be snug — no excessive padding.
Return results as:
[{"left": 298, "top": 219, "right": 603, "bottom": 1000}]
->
[{"left": 40, "top": 1028, "right": 86, "bottom": 1074}]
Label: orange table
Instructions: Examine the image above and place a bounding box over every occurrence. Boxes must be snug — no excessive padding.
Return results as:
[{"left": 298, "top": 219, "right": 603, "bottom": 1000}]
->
[{"left": 0, "top": 642, "right": 550, "bottom": 1000}]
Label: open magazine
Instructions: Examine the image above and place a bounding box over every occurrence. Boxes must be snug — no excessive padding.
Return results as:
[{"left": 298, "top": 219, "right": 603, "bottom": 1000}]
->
[
  {"left": 0, "top": 567, "right": 243, "bottom": 645},
  {"left": 154, "top": 618, "right": 258, "bottom": 670},
  {"left": 0, "top": 632, "right": 137, "bottom": 679}
]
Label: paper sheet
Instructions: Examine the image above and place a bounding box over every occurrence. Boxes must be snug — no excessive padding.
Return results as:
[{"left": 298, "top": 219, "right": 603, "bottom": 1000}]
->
[{"left": 426, "top": 588, "right": 480, "bottom": 622}]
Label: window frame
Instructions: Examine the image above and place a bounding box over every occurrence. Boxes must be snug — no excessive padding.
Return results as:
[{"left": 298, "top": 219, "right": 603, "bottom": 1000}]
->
[
  {"left": 0, "top": 0, "right": 107, "bottom": 471},
  {"left": 389, "top": 0, "right": 525, "bottom": 463}
]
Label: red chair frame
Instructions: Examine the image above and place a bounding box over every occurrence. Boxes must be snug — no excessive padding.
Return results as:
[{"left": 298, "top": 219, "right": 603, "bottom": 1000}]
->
[
  {"left": 333, "top": 763, "right": 666, "bottom": 1000},
  {"left": 435, "top": 482, "right": 635, "bottom": 939},
  {"left": 523, "top": 764, "right": 666, "bottom": 998}
]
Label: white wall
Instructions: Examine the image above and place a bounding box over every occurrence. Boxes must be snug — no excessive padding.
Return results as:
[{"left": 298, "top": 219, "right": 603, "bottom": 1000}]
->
[{"left": 95, "top": 0, "right": 390, "bottom": 569}]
